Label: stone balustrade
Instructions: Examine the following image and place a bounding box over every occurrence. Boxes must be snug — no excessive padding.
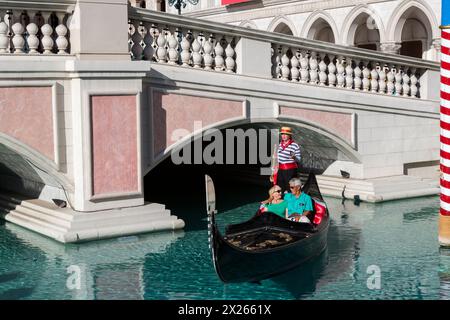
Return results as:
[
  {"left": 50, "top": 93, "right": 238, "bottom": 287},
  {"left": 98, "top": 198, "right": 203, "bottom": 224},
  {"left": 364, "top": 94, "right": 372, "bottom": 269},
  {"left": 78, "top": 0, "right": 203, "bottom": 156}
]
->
[
  {"left": 129, "top": 7, "right": 439, "bottom": 100},
  {"left": 128, "top": 7, "right": 238, "bottom": 73},
  {"left": 0, "top": 1, "right": 74, "bottom": 55},
  {"left": 272, "top": 45, "right": 421, "bottom": 98}
]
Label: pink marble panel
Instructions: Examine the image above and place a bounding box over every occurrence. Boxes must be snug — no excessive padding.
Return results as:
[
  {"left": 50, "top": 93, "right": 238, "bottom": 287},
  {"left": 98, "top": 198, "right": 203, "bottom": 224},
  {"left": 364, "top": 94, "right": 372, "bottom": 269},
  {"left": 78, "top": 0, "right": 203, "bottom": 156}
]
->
[
  {"left": 91, "top": 95, "right": 138, "bottom": 196},
  {"left": 153, "top": 92, "right": 243, "bottom": 156},
  {"left": 280, "top": 106, "right": 353, "bottom": 144},
  {"left": 0, "top": 87, "right": 54, "bottom": 160}
]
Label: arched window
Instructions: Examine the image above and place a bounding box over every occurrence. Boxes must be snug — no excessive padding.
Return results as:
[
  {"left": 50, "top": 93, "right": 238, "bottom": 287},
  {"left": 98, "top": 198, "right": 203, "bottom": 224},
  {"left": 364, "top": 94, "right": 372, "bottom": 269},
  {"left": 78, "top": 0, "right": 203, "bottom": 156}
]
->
[
  {"left": 349, "top": 13, "right": 381, "bottom": 50},
  {"left": 392, "top": 6, "right": 433, "bottom": 59},
  {"left": 273, "top": 22, "right": 294, "bottom": 36},
  {"left": 307, "top": 18, "right": 335, "bottom": 43}
]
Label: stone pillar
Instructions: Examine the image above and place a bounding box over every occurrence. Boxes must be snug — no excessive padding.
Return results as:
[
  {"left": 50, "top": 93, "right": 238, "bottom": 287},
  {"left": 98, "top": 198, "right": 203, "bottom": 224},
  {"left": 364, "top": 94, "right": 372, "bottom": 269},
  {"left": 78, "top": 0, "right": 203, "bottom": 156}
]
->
[
  {"left": 69, "top": 0, "right": 130, "bottom": 60},
  {"left": 235, "top": 37, "right": 272, "bottom": 78},
  {"left": 380, "top": 42, "right": 402, "bottom": 55}
]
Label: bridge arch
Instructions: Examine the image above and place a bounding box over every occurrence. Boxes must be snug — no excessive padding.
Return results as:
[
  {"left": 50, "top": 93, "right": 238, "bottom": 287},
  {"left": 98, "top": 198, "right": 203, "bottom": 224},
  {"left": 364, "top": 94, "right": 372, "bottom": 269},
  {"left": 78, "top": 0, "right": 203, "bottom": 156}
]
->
[
  {"left": 145, "top": 117, "right": 362, "bottom": 176},
  {"left": 0, "top": 134, "right": 72, "bottom": 201}
]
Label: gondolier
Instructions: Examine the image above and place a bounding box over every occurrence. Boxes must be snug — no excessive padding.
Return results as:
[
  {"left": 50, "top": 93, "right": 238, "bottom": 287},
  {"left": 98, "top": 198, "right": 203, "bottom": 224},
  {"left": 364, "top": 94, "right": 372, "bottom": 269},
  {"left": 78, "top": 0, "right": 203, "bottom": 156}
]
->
[{"left": 272, "top": 127, "right": 301, "bottom": 193}]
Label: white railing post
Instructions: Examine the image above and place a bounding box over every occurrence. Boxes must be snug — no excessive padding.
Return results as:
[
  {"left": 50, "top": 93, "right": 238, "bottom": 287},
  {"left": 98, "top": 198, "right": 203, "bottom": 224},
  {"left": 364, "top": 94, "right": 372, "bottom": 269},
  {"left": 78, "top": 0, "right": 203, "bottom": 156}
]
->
[{"left": 71, "top": 0, "right": 130, "bottom": 60}]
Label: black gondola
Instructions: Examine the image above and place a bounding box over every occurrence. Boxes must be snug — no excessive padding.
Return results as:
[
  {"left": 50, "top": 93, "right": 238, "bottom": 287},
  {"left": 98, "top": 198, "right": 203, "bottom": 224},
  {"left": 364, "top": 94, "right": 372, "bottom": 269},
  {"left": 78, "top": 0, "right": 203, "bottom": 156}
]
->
[{"left": 206, "top": 172, "right": 330, "bottom": 283}]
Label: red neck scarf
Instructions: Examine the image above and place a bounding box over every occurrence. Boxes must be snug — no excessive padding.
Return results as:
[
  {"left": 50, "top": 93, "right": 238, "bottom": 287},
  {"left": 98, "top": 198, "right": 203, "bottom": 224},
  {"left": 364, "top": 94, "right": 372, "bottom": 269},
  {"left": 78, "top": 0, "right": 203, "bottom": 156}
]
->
[{"left": 280, "top": 139, "right": 293, "bottom": 150}]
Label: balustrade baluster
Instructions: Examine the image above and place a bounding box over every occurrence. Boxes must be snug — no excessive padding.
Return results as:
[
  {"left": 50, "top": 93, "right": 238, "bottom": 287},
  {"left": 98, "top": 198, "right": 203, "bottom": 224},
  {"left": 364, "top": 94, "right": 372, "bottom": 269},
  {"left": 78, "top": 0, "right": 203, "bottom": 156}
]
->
[
  {"left": 328, "top": 54, "right": 336, "bottom": 87},
  {"left": 402, "top": 67, "right": 411, "bottom": 97},
  {"left": 309, "top": 51, "right": 318, "bottom": 84},
  {"left": 214, "top": 36, "right": 225, "bottom": 71},
  {"left": 55, "top": 12, "right": 68, "bottom": 54},
  {"left": 336, "top": 56, "right": 345, "bottom": 88},
  {"left": 299, "top": 50, "right": 309, "bottom": 83},
  {"left": 191, "top": 31, "right": 202, "bottom": 68},
  {"left": 26, "top": 22, "right": 39, "bottom": 53},
  {"left": 11, "top": 22, "right": 24, "bottom": 54},
  {"left": 378, "top": 63, "right": 387, "bottom": 94},
  {"left": 135, "top": 21, "right": 147, "bottom": 61},
  {"left": 345, "top": 58, "right": 353, "bottom": 89},
  {"left": 128, "top": 20, "right": 137, "bottom": 59},
  {"left": 410, "top": 68, "right": 418, "bottom": 98},
  {"left": 362, "top": 61, "right": 371, "bottom": 91},
  {"left": 224, "top": 36, "right": 235, "bottom": 73},
  {"left": 203, "top": 34, "right": 214, "bottom": 70},
  {"left": 280, "top": 46, "right": 290, "bottom": 81},
  {"left": 290, "top": 48, "right": 300, "bottom": 82},
  {"left": 370, "top": 62, "right": 379, "bottom": 93},
  {"left": 167, "top": 27, "right": 179, "bottom": 65},
  {"left": 55, "top": 23, "right": 68, "bottom": 54},
  {"left": 156, "top": 26, "right": 168, "bottom": 63},
  {"left": 387, "top": 65, "right": 395, "bottom": 95},
  {"left": 0, "top": 20, "right": 8, "bottom": 53},
  {"left": 180, "top": 29, "right": 192, "bottom": 67},
  {"left": 394, "top": 66, "right": 403, "bottom": 96},
  {"left": 41, "top": 23, "right": 54, "bottom": 54},
  {"left": 354, "top": 60, "right": 362, "bottom": 90},
  {"left": 318, "top": 52, "right": 327, "bottom": 85},
  {"left": 271, "top": 45, "right": 277, "bottom": 78}
]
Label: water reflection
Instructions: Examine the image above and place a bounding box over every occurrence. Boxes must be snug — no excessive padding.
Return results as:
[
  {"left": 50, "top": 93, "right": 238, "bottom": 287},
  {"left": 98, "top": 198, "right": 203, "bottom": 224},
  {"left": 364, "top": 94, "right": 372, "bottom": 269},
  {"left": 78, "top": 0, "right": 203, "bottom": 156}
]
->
[
  {"left": 1, "top": 223, "right": 185, "bottom": 300},
  {"left": 270, "top": 220, "right": 362, "bottom": 299},
  {"left": 0, "top": 195, "right": 447, "bottom": 300},
  {"left": 439, "top": 248, "right": 450, "bottom": 300}
]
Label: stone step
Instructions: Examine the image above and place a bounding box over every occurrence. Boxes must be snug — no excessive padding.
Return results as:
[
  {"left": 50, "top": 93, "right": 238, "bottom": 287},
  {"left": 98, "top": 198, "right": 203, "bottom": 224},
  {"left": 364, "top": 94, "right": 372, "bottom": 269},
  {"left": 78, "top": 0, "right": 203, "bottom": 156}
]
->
[
  {"left": 373, "top": 181, "right": 438, "bottom": 193},
  {"left": 73, "top": 203, "right": 169, "bottom": 223},
  {"left": 65, "top": 217, "right": 185, "bottom": 243},
  {"left": 4, "top": 212, "right": 67, "bottom": 242},
  {"left": 14, "top": 205, "right": 72, "bottom": 229},
  {"left": 71, "top": 209, "right": 174, "bottom": 230},
  {"left": 0, "top": 192, "right": 183, "bottom": 243},
  {"left": 6, "top": 210, "right": 68, "bottom": 233},
  {"left": 20, "top": 199, "right": 75, "bottom": 221}
]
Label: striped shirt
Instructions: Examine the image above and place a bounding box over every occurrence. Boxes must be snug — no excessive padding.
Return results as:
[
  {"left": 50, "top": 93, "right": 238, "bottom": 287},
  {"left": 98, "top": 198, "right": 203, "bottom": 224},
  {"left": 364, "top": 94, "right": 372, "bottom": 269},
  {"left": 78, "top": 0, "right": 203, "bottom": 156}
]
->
[{"left": 278, "top": 140, "right": 301, "bottom": 164}]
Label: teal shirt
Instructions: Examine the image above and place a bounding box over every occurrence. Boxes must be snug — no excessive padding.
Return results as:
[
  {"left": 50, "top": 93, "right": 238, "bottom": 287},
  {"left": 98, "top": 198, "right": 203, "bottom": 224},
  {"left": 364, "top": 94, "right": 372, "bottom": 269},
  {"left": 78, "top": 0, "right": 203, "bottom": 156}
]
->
[
  {"left": 264, "top": 201, "right": 288, "bottom": 218},
  {"left": 284, "top": 192, "right": 313, "bottom": 215}
]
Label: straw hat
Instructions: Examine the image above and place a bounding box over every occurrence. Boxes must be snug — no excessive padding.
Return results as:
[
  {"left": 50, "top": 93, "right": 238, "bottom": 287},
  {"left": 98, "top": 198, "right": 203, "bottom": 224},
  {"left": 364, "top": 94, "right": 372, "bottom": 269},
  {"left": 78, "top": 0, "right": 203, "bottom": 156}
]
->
[{"left": 280, "top": 126, "right": 293, "bottom": 135}]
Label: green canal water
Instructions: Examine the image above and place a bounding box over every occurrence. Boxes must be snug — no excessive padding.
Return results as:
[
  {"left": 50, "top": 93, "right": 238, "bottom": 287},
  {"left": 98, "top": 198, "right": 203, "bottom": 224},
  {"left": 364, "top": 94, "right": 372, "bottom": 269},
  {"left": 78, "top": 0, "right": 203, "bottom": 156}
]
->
[{"left": 0, "top": 195, "right": 449, "bottom": 300}]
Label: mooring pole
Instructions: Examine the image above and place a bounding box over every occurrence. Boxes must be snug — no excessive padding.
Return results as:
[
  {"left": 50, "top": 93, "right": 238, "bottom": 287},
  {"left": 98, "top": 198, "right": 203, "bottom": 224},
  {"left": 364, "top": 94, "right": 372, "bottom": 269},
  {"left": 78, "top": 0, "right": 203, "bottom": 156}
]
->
[{"left": 440, "top": 0, "right": 450, "bottom": 247}]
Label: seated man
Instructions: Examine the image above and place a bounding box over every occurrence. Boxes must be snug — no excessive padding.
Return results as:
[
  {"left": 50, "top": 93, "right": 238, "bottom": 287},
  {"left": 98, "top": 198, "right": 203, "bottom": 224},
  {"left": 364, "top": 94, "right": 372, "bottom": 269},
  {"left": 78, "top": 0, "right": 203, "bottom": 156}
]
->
[{"left": 284, "top": 178, "right": 314, "bottom": 223}]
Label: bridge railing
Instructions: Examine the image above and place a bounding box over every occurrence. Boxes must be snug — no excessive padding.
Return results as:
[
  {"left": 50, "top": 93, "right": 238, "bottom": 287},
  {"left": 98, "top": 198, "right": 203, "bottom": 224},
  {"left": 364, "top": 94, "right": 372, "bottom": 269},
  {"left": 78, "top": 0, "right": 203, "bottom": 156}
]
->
[
  {"left": 0, "top": 0, "right": 74, "bottom": 55},
  {"left": 128, "top": 6, "right": 239, "bottom": 73},
  {"left": 128, "top": 6, "right": 440, "bottom": 99}
]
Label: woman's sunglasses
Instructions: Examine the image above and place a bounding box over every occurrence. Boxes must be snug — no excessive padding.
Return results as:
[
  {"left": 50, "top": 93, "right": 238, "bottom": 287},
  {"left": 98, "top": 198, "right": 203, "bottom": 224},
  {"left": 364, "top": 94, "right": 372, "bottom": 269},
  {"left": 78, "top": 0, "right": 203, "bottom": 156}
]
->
[{"left": 274, "top": 190, "right": 282, "bottom": 193}]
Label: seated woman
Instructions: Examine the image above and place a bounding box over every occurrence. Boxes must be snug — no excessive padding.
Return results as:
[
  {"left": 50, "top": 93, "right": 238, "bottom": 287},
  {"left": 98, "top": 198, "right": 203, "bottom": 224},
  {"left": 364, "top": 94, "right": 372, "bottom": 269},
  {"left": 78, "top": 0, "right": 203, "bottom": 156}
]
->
[{"left": 260, "top": 185, "right": 288, "bottom": 218}]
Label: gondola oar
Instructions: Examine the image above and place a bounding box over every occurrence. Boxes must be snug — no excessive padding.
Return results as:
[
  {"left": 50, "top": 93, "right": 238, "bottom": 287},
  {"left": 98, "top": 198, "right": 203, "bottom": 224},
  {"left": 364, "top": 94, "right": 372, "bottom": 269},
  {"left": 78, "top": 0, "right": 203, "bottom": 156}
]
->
[{"left": 205, "top": 175, "right": 219, "bottom": 273}]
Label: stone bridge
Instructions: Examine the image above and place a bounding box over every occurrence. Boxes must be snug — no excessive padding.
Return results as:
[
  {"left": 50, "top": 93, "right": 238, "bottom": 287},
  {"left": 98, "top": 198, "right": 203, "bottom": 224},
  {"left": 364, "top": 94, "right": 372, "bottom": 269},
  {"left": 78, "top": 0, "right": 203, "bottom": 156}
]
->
[{"left": 0, "top": 0, "right": 441, "bottom": 242}]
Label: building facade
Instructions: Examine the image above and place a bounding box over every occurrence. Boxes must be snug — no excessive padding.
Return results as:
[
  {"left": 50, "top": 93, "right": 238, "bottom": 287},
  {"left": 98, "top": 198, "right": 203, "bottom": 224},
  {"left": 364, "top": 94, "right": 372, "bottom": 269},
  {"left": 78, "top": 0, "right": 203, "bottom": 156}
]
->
[{"left": 137, "top": 0, "right": 442, "bottom": 61}]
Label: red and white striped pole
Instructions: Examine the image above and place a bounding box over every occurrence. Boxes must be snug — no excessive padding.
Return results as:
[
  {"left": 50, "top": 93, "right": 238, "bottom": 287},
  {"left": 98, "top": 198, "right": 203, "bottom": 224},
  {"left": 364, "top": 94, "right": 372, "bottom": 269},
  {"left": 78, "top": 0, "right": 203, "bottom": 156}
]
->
[{"left": 440, "top": 0, "right": 450, "bottom": 247}]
